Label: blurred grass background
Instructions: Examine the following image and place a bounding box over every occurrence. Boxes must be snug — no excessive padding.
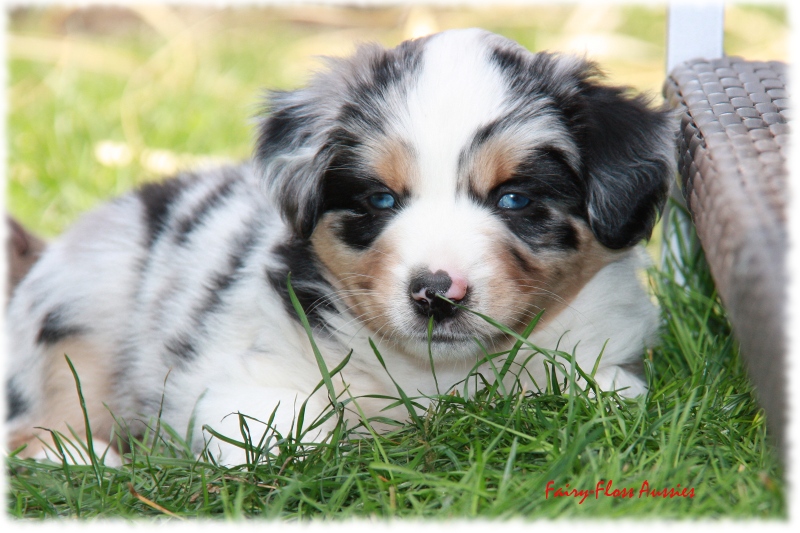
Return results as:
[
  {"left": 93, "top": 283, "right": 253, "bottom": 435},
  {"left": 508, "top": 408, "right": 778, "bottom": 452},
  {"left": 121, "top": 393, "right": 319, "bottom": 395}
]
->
[{"left": 5, "top": 3, "right": 789, "bottom": 239}]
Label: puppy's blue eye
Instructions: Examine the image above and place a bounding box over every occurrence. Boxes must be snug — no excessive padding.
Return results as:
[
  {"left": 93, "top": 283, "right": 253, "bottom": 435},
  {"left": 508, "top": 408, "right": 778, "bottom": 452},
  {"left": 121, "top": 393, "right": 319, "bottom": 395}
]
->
[
  {"left": 497, "top": 193, "right": 531, "bottom": 210},
  {"left": 368, "top": 192, "right": 396, "bottom": 210}
]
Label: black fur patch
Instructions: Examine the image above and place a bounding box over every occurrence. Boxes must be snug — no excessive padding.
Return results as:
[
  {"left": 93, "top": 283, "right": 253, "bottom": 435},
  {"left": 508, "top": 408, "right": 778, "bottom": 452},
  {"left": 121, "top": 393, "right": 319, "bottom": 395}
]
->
[
  {"left": 174, "top": 171, "right": 239, "bottom": 244},
  {"left": 321, "top": 152, "right": 406, "bottom": 249},
  {"left": 164, "top": 335, "right": 198, "bottom": 361},
  {"left": 494, "top": 201, "right": 579, "bottom": 253},
  {"left": 341, "top": 39, "right": 426, "bottom": 131},
  {"left": 138, "top": 177, "right": 187, "bottom": 247},
  {"left": 193, "top": 223, "right": 261, "bottom": 323},
  {"left": 254, "top": 96, "right": 326, "bottom": 240},
  {"left": 619, "top": 359, "right": 645, "bottom": 378},
  {"left": 338, "top": 102, "right": 387, "bottom": 137},
  {"left": 255, "top": 99, "right": 317, "bottom": 169},
  {"left": 576, "top": 83, "right": 672, "bottom": 249},
  {"left": 6, "top": 378, "right": 27, "bottom": 421},
  {"left": 162, "top": 224, "right": 261, "bottom": 365},
  {"left": 266, "top": 239, "right": 336, "bottom": 329},
  {"left": 365, "top": 39, "right": 426, "bottom": 94},
  {"left": 490, "top": 47, "right": 592, "bottom": 114},
  {"left": 474, "top": 151, "right": 584, "bottom": 253},
  {"left": 512, "top": 149, "right": 585, "bottom": 205},
  {"left": 36, "top": 306, "right": 85, "bottom": 345}
]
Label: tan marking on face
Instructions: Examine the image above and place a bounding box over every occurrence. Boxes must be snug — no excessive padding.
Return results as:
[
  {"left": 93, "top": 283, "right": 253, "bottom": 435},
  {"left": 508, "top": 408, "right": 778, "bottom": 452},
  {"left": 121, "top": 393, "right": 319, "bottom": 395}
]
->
[
  {"left": 372, "top": 139, "right": 417, "bottom": 193},
  {"left": 483, "top": 221, "right": 621, "bottom": 332},
  {"left": 468, "top": 136, "right": 529, "bottom": 197},
  {"left": 9, "top": 337, "right": 119, "bottom": 458},
  {"left": 311, "top": 214, "right": 398, "bottom": 335}
]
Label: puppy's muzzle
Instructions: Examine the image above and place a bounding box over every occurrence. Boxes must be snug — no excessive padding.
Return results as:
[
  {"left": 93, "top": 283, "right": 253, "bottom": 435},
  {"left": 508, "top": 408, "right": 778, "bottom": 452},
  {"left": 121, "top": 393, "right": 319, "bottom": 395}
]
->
[{"left": 409, "top": 269, "right": 469, "bottom": 322}]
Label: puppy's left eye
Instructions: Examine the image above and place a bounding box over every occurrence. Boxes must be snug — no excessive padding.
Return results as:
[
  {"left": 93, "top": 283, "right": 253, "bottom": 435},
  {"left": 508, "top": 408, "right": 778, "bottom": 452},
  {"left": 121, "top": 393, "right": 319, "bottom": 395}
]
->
[
  {"left": 368, "top": 192, "right": 396, "bottom": 210},
  {"left": 497, "top": 193, "right": 531, "bottom": 210}
]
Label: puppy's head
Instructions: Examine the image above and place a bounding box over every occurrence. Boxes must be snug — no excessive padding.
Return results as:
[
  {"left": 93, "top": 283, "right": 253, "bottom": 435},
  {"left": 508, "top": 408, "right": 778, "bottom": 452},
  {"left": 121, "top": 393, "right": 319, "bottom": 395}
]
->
[{"left": 257, "top": 29, "right": 675, "bottom": 359}]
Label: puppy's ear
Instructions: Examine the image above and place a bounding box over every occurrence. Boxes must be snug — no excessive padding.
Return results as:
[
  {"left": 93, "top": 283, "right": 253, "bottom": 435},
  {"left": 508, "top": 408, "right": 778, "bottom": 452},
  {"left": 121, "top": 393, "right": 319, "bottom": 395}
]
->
[
  {"left": 579, "top": 84, "right": 676, "bottom": 249},
  {"left": 255, "top": 89, "right": 334, "bottom": 239}
]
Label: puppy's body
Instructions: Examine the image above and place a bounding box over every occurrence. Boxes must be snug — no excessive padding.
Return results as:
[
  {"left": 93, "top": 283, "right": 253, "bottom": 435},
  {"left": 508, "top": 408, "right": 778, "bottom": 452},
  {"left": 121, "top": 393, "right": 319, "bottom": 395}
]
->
[{"left": 6, "top": 29, "right": 673, "bottom": 465}]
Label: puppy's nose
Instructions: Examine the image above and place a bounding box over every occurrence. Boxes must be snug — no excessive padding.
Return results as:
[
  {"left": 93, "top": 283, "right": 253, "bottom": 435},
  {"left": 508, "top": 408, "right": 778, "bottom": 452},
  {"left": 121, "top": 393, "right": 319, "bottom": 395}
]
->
[{"left": 409, "top": 269, "right": 469, "bottom": 322}]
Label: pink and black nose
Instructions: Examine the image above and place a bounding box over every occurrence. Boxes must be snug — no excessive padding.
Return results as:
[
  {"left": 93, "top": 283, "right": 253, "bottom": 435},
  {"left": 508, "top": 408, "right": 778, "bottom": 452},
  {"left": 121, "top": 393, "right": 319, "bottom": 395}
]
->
[{"left": 409, "top": 269, "right": 469, "bottom": 322}]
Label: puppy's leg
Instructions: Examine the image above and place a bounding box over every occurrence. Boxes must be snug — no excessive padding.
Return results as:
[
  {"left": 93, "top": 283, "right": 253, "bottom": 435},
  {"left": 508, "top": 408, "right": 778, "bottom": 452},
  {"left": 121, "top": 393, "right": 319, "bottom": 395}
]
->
[
  {"left": 191, "top": 384, "right": 335, "bottom": 466},
  {"left": 8, "top": 336, "right": 120, "bottom": 465},
  {"left": 592, "top": 364, "right": 648, "bottom": 398}
]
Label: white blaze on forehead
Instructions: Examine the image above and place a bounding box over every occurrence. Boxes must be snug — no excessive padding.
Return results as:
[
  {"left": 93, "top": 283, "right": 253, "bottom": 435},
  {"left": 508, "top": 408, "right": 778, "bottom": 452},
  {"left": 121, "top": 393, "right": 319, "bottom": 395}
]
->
[
  {"left": 391, "top": 29, "right": 581, "bottom": 198},
  {"left": 388, "top": 196, "right": 503, "bottom": 276},
  {"left": 400, "top": 29, "right": 509, "bottom": 198}
]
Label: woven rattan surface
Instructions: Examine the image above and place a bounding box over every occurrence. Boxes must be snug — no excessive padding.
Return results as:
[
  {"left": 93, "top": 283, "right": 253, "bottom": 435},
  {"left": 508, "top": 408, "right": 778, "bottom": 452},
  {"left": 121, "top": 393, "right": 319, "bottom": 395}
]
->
[{"left": 663, "top": 57, "right": 789, "bottom": 455}]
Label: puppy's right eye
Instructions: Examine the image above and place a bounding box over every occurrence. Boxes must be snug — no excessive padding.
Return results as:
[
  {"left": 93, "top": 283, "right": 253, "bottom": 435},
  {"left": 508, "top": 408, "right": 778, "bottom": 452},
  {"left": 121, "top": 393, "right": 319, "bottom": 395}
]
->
[
  {"left": 368, "top": 192, "right": 396, "bottom": 210},
  {"left": 497, "top": 193, "right": 531, "bottom": 210}
]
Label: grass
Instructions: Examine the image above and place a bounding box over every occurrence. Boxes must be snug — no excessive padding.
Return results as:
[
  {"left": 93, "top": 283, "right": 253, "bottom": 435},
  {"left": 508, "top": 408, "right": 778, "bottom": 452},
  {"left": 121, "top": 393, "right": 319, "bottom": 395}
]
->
[
  {"left": 5, "top": 3, "right": 787, "bottom": 521},
  {"left": 4, "top": 207, "right": 786, "bottom": 520}
]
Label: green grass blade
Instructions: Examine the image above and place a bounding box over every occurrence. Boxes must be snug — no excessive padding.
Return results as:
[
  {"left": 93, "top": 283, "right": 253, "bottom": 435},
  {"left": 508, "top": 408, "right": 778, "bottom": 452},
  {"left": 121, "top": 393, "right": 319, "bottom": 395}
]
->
[
  {"left": 368, "top": 338, "right": 423, "bottom": 428},
  {"left": 64, "top": 355, "right": 103, "bottom": 484},
  {"left": 286, "top": 274, "right": 339, "bottom": 410},
  {"left": 426, "top": 316, "right": 440, "bottom": 394}
]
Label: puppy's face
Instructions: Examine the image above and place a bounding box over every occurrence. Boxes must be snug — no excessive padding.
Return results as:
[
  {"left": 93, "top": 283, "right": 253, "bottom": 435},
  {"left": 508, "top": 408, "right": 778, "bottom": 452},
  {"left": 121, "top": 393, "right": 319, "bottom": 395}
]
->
[{"left": 259, "top": 29, "right": 674, "bottom": 359}]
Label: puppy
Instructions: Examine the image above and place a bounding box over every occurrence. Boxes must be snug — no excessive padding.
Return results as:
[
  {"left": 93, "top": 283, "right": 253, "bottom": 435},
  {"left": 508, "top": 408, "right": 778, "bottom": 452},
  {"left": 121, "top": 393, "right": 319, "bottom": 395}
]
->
[{"left": 6, "top": 29, "right": 674, "bottom": 465}]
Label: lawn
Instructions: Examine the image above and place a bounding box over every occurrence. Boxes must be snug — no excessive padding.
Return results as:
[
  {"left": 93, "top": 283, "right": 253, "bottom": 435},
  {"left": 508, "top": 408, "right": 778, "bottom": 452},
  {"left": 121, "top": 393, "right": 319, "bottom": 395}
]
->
[{"left": 5, "top": 3, "right": 788, "bottom": 521}]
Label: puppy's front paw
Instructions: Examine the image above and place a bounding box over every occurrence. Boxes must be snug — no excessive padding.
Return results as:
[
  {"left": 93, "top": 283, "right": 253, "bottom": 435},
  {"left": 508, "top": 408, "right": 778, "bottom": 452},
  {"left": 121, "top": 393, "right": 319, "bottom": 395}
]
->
[
  {"left": 593, "top": 365, "right": 647, "bottom": 398},
  {"left": 16, "top": 436, "right": 121, "bottom": 467}
]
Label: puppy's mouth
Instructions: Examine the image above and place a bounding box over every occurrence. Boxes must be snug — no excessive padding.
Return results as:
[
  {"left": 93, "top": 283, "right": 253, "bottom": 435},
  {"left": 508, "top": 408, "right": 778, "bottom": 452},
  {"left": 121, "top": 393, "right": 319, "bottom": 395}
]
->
[
  {"left": 406, "top": 315, "right": 500, "bottom": 347},
  {"left": 393, "top": 320, "right": 507, "bottom": 361},
  {"left": 418, "top": 330, "right": 476, "bottom": 344}
]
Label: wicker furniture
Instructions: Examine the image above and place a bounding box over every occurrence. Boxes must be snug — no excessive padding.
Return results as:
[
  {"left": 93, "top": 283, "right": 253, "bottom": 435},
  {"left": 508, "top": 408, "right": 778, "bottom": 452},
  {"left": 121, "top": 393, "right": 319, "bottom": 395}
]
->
[{"left": 663, "top": 57, "right": 789, "bottom": 458}]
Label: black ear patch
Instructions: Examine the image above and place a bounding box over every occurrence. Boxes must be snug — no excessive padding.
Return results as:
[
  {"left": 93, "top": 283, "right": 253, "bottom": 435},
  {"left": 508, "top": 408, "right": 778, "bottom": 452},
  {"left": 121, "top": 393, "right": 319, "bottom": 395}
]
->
[
  {"left": 578, "top": 84, "right": 675, "bottom": 249},
  {"left": 255, "top": 93, "right": 330, "bottom": 239}
]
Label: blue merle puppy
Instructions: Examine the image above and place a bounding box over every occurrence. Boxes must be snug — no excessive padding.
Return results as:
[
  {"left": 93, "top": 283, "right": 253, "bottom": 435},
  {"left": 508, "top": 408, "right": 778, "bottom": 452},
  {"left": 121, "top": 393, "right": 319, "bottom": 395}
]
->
[{"left": 6, "top": 29, "right": 674, "bottom": 465}]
